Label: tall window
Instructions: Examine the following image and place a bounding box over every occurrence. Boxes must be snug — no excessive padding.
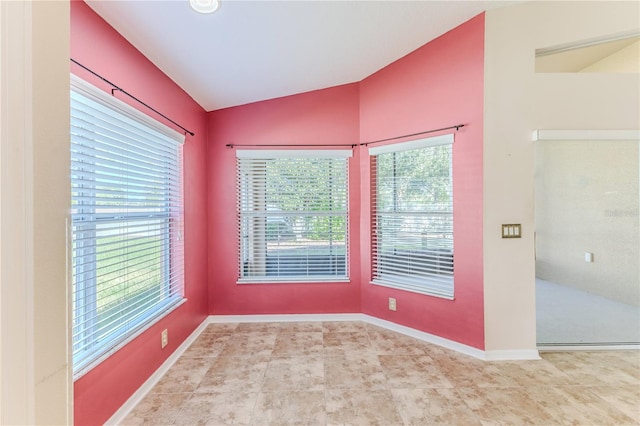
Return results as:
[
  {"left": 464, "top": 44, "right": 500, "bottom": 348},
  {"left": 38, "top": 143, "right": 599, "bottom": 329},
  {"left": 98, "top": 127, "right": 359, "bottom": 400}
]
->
[
  {"left": 236, "top": 150, "right": 351, "bottom": 282},
  {"left": 71, "top": 76, "right": 185, "bottom": 375},
  {"left": 370, "top": 134, "right": 454, "bottom": 298}
]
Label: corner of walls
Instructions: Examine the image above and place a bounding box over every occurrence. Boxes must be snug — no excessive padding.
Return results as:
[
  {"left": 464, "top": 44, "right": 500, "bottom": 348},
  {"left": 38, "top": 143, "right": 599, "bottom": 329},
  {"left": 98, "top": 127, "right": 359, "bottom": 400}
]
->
[
  {"left": 358, "top": 14, "right": 486, "bottom": 350},
  {"left": 71, "top": 2, "right": 210, "bottom": 424},
  {"left": 205, "top": 84, "right": 362, "bottom": 316}
]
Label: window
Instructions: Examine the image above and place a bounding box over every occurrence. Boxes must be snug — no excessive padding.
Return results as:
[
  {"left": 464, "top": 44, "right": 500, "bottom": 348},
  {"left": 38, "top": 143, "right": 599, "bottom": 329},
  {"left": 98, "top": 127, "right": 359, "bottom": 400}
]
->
[
  {"left": 370, "top": 134, "right": 454, "bottom": 298},
  {"left": 236, "top": 150, "right": 351, "bottom": 282},
  {"left": 71, "top": 76, "right": 185, "bottom": 375}
]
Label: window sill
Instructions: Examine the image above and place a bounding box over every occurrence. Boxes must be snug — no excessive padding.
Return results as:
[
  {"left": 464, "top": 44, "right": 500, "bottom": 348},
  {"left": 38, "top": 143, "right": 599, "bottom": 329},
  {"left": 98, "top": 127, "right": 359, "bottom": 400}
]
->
[
  {"left": 370, "top": 279, "right": 454, "bottom": 300},
  {"left": 73, "top": 297, "right": 188, "bottom": 381},
  {"left": 237, "top": 277, "right": 351, "bottom": 284}
]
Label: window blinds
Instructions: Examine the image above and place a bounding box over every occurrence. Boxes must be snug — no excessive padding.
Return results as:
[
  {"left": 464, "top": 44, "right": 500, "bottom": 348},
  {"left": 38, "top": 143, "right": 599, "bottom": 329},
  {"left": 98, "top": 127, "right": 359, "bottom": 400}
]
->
[
  {"left": 71, "top": 76, "right": 185, "bottom": 375},
  {"left": 369, "top": 134, "right": 454, "bottom": 299},
  {"left": 236, "top": 150, "right": 351, "bottom": 282}
]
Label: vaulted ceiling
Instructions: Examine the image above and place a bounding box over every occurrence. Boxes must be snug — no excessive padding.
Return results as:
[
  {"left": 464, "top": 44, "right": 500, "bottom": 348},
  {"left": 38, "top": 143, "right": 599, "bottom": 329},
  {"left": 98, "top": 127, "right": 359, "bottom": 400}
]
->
[{"left": 86, "top": 0, "right": 519, "bottom": 111}]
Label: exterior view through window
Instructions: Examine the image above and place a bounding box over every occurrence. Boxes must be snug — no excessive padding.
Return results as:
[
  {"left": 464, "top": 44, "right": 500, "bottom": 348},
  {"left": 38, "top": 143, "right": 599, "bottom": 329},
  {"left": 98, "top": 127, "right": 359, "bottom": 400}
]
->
[
  {"left": 70, "top": 76, "right": 184, "bottom": 375},
  {"left": 370, "top": 134, "right": 454, "bottom": 298},
  {"left": 236, "top": 150, "right": 351, "bottom": 282}
]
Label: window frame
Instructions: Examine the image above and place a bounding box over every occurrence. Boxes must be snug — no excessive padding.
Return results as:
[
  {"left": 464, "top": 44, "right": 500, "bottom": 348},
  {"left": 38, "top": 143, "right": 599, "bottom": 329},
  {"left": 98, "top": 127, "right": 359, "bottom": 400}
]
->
[
  {"left": 235, "top": 149, "right": 352, "bottom": 283},
  {"left": 369, "top": 134, "right": 454, "bottom": 299},
  {"left": 70, "top": 75, "right": 186, "bottom": 378}
]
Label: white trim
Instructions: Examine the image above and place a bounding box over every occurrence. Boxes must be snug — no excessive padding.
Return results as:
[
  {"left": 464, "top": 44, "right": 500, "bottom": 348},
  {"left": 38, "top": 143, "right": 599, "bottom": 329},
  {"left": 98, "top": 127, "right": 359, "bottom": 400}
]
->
[
  {"left": 361, "top": 315, "right": 487, "bottom": 360},
  {"left": 208, "top": 313, "right": 363, "bottom": 323},
  {"left": 538, "top": 344, "right": 640, "bottom": 351},
  {"left": 535, "top": 30, "right": 640, "bottom": 57},
  {"left": 370, "top": 280, "right": 455, "bottom": 301},
  {"left": 237, "top": 278, "right": 351, "bottom": 284},
  {"left": 236, "top": 149, "right": 353, "bottom": 159},
  {"left": 368, "top": 133, "right": 453, "bottom": 155},
  {"left": 1, "top": 1, "right": 37, "bottom": 423},
  {"left": 104, "top": 316, "right": 210, "bottom": 426},
  {"left": 484, "top": 350, "right": 541, "bottom": 361},
  {"left": 70, "top": 74, "right": 185, "bottom": 144},
  {"left": 208, "top": 313, "right": 488, "bottom": 360},
  {"left": 532, "top": 129, "right": 640, "bottom": 141}
]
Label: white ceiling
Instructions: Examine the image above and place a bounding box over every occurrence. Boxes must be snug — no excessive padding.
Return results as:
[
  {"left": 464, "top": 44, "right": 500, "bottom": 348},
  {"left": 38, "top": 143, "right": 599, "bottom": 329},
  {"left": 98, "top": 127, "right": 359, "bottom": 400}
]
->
[{"left": 86, "top": 0, "right": 518, "bottom": 112}]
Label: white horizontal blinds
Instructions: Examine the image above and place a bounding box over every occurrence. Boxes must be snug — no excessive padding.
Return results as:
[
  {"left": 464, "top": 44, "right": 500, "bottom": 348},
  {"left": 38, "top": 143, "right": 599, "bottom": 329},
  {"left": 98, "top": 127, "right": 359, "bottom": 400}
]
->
[
  {"left": 237, "top": 150, "right": 351, "bottom": 282},
  {"left": 71, "top": 79, "right": 184, "bottom": 374},
  {"left": 370, "top": 134, "right": 454, "bottom": 298}
]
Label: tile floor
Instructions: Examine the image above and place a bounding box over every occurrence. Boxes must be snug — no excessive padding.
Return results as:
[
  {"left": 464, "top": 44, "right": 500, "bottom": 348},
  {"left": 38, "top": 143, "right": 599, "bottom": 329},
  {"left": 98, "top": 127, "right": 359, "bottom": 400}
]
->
[{"left": 122, "top": 321, "right": 640, "bottom": 425}]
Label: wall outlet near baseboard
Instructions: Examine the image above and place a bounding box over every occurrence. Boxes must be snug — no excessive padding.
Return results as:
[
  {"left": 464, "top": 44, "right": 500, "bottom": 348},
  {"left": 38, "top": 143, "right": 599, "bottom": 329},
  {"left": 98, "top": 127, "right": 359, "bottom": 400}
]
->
[
  {"left": 161, "top": 329, "right": 168, "bottom": 349},
  {"left": 388, "top": 297, "right": 397, "bottom": 311}
]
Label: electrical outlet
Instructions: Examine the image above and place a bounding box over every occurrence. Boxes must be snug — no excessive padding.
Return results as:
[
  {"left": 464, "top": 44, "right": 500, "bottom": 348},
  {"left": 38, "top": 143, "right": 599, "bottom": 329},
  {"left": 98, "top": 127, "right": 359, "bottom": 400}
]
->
[
  {"left": 161, "top": 329, "right": 168, "bottom": 349},
  {"left": 389, "top": 297, "right": 397, "bottom": 311}
]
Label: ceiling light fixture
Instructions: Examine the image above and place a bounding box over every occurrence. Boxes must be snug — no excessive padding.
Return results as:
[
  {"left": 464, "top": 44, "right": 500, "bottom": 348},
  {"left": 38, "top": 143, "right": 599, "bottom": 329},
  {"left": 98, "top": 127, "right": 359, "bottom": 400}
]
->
[{"left": 189, "top": 0, "right": 220, "bottom": 14}]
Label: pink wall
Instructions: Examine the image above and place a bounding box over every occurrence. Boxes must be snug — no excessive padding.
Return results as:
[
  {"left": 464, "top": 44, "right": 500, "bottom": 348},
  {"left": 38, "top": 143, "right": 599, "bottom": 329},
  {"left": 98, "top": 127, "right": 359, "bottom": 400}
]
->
[
  {"left": 71, "top": 5, "right": 484, "bottom": 422},
  {"left": 205, "top": 15, "right": 485, "bottom": 349},
  {"left": 359, "top": 14, "right": 485, "bottom": 349},
  {"left": 207, "top": 85, "right": 362, "bottom": 314},
  {"left": 71, "top": 2, "right": 209, "bottom": 424}
]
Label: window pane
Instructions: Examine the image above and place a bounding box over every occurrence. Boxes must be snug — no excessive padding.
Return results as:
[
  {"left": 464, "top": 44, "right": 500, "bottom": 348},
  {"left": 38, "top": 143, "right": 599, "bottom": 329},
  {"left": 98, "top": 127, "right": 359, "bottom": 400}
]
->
[
  {"left": 237, "top": 155, "right": 349, "bottom": 281},
  {"left": 371, "top": 139, "right": 453, "bottom": 298},
  {"left": 71, "top": 79, "right": 184, "bottom": 375}
]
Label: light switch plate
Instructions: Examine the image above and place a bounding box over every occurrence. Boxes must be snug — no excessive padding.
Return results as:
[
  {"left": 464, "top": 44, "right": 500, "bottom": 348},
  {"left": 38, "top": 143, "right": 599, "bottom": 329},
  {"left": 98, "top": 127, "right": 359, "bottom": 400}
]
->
[{"left": 502, "top": 224, "right": 522, "bottom": 238}]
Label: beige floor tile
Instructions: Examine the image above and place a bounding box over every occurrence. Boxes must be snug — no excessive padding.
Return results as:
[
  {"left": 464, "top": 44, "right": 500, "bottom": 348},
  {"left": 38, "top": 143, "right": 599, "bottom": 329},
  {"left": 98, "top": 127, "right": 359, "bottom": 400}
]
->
[
  {"left": 325, "top": 389, "right": 403, "bottom": 426},
  {"left": 272, "top": 331, "right": 324, "bottom": 356},
  {"left": 129, "top": 321, "right": 639, "bottom": 426},
  {"left": 279, "top": 321, "right": 324, "bottom": 333},
  {"left": 174, "top": 391, "right": 258, "bottom": 426},
  {"left": 367, "top": 328, "right": 433, "bottom": 356},
  {"left": 196, "top": 356, "right": 269, "bottom": 393},
  {"left": 494, "top": 359, "right": 573, "bottom": 386},
  {"left": 252, "top": 390, "right": 326, "bottom": 426},
  {"left": 150, "top": 357, "right": 213, "bottom": 394},
  {"left": 456, "top": 386, "right": 554, "bottom": 425},
  {"left": 323, "top": 331, "right": 373, "bottom": 356},
  {"left": 262, "top": 355, "right": 324, "bottom": 391},
  {"left": 525, "top": 385, "right": 636, "bottom": 425},
  {"left": 391, "top": 387, "right": 481, "bottom": 425},
  {"left": 121, "top": 393, "right": 189, "bottom": 426},
  {"left": 434, "top": 356, "right": 518, "bottom": 388},
  {"left": 591, "top": 384, "right": 640, "bottom": 423},
  {"left": 379, "top": 355, "right": 453, "bottom": 388},
  {"left": 182, "top": 333, "right": 230, "bottom": 358},
  {"left": 323, "top": 321, "right": 369, "bottom": 333},
  {"left": 201, "top": 323, "right": 239, "bottom": 335},
  {"left": 218, "top": 332, "right": 276, "bottom": 357},
  {"left": 324, "top": 353, "right": 388, "bottom": 390},
  {"left": 542, "top": 351, "right": 639, "bottom": 386},
  {"left": 235, "top": 322, "right": 282, "bottom": 334}
]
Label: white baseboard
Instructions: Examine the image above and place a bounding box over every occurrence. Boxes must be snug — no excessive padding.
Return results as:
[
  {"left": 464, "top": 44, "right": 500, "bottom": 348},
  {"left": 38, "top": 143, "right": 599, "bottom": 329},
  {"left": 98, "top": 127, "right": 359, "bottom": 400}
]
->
[
  {"left": 104, "top": 319, "right": 211, "bottom": 426},
  {"left": 360, "top": 314, "right": 488, "bottom": 360},
  {"left": 484, "top": 349, "right": 541, "bottom": 361},
  {"left": 207, "top": 313, "right": 363, "bottom": 323}
]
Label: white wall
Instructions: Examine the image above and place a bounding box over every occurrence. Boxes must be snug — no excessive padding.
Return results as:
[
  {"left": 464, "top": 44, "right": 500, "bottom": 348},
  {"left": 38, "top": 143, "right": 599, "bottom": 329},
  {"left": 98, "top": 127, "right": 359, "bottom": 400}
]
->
[
  {"left": 0, "top": 1, "right": 71, "bottom": 424},
  {"left": 535, "top": 140, "right": 639, "bottom": 306},
  {"left": 483, "top": 1, "right": 640, "bottom": 351}
]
